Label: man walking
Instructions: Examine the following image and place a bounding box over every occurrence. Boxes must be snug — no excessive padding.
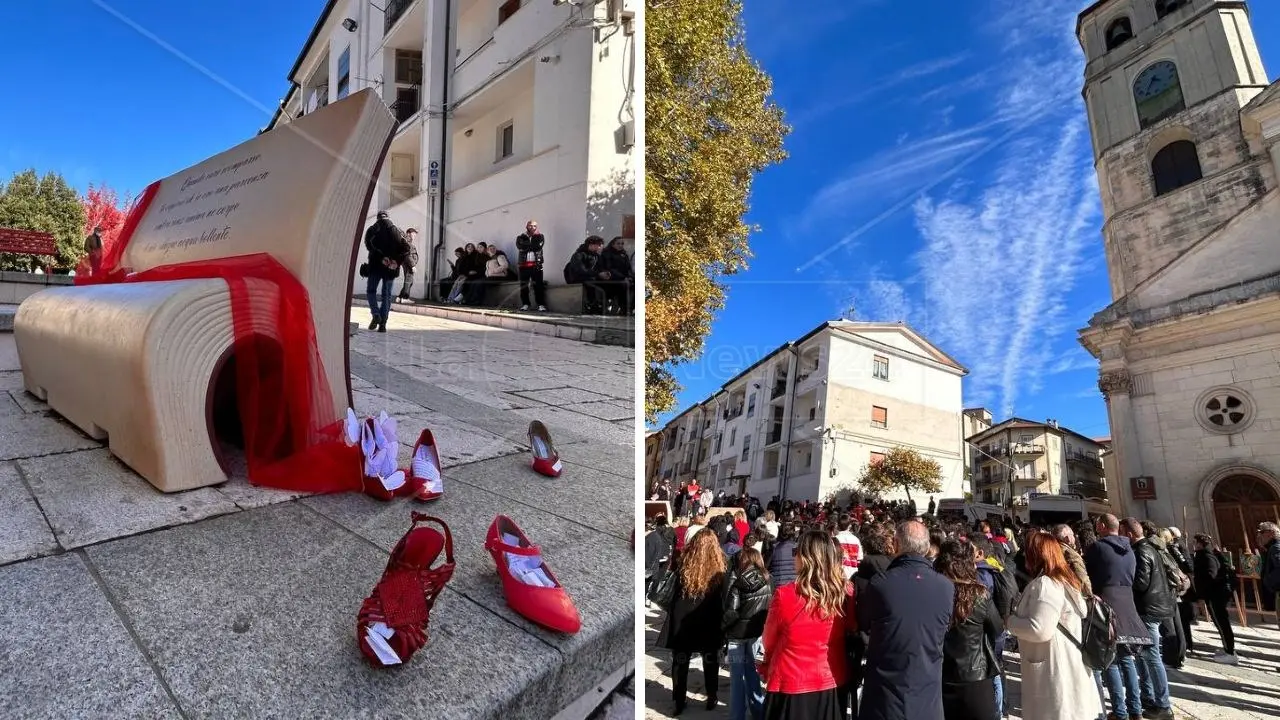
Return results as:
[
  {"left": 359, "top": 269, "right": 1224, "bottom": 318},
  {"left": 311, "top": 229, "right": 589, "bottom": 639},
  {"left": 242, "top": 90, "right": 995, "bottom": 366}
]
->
[
  {"left": 397, "top": 227, "right": 419, "bottom": 303},
  {"left": 515, "top": 220, "right": 547, "bottom": 311},
  {"left": 1123, "top": 518, "right": 1175, "bottom": 720},
  {"left": 363, "top": 211, "right": 408, "bottom": 332},
  {"left": 84, "top": 225, "right": 104, "bottom": 276},
  {"left": 857, "top": 519, "right": 953, "bottom": 720}
]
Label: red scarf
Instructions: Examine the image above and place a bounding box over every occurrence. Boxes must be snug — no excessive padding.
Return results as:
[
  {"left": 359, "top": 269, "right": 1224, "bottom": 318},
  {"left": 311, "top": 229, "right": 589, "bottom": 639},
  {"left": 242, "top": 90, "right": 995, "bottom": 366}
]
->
[{"left": 76, "top": 182, "right": 360, "bottom": 494}]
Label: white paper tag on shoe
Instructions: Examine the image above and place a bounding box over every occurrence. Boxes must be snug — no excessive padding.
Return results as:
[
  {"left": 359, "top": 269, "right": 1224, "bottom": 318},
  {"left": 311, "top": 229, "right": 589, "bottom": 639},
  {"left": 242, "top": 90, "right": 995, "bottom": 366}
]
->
[
  {"left": 380, "top": 471, "right": 406, "bottom": 492},
  {"left": 501, "top": 533, "right": 557, "bottom": 587},
  {"left": 551, "top": 460, "right": 562, "bottom": 474},
  {"left": 366, "top": 626, "right": 402, "bottom": 665}
]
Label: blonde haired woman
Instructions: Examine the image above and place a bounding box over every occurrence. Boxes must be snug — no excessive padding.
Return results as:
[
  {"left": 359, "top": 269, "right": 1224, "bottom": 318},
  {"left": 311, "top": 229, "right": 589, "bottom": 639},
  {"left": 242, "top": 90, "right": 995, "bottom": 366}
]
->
[
  {"left": 1006, "top": 532, "right": 1102, "bottom": 720},
  {"left": 657, "top": 526, "right": 729, "bottom": 715},
  {"left": 758, "top": 530, "right": 856, "bottom": 720}
]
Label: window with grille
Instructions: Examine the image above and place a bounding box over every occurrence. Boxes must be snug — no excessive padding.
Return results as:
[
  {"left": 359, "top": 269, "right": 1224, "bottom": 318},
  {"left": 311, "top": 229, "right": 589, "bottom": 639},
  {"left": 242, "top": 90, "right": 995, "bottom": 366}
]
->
[
  {"left": 741, "top": 435, "right": 751, "bottom": 462},
  {"left": 498, "top": 0, "right": 522, "bottom": 24},
  {"left": 747, "top": 393, "right": 756, "bottom": 418},
  {"left": 871, "top": 405, "right": 888, "bottom": 429},
  {"left": 873, "top": 355, "right": 889, "bottom": 380}
]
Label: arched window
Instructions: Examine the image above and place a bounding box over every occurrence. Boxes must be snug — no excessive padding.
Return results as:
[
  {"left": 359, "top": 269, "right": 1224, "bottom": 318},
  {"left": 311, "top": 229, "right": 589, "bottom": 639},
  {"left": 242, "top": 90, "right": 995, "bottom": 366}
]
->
[
  {"left": 1151, "top": 140, "right": 1202, "bottom": 196},
  {"left": 1134, "top": 61, "right": 1185, "bottom": 128},
  {"left": 1156, "top": 0, "right": 1188, "bottom": 20},
  {"left": 1105, "top": 17, "right": 1133, "bottom": 51}
]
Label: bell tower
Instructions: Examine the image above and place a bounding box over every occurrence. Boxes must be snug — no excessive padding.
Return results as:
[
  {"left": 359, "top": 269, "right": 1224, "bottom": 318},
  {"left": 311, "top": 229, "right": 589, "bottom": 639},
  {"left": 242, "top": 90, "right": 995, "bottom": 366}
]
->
[{"left": 1076, "top": 0, "right": 1273, "bottom": 299}]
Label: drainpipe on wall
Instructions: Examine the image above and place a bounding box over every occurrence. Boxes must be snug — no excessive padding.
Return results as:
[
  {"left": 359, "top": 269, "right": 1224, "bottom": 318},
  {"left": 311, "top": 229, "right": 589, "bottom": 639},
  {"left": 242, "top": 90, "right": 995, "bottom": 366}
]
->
[
  {"left": 428, "top": 0, "right": 453, "bottom": 300},
  {"left": 778, "top": 345, "right": 799, "bottom": 502}
]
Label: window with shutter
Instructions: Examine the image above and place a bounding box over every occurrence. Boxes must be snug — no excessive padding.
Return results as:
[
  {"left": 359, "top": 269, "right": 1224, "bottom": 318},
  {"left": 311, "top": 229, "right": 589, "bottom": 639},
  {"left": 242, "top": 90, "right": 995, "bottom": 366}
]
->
[{"left": 871, "top": 405, "right": 888, "bottom": 429}]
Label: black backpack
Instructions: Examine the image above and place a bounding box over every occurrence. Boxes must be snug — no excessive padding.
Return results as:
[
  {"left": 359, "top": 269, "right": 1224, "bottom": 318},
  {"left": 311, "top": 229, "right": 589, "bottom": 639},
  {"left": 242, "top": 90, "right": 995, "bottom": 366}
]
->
[
  {"left": 1058, "top": 595, "right": 1118, "bottom": 671},
  {"left": 990, "top": 564, "right": 1018, "bottom": 618}
]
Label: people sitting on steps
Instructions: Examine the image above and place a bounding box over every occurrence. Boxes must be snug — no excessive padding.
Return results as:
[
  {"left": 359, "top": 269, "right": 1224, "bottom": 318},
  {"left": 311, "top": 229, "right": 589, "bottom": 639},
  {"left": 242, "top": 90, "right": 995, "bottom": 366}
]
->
[{"left": 565, "top": 235, "right": 628, "bottom": 315}]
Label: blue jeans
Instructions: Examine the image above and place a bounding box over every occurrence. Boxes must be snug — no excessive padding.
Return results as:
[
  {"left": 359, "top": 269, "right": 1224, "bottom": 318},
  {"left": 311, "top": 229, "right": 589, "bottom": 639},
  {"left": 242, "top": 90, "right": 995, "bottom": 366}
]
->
[
  {"left": 1101, "top": 650, "right": 1142, "bottom": 717},
  {"left": 366, "top": 274, "right": 393, "bottom": 322},
  {"left": 1137, "top": 621, "right": 1172, "bottom": 710},
  {"left": 726, "top": 641, "right": 763, "bottom": 720}
]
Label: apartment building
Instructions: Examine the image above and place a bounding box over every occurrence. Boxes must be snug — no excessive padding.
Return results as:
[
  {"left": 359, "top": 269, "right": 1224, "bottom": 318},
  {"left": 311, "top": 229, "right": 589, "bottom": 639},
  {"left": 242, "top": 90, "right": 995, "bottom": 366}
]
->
[
  {"left": 644, "top": 430, "right": 664, "bottom": 492},
  {"left": 264, "top": 0, "right": 636, "bottom": 304},
  {"left": 653, "top": 321, "right": 970, "bottom": 503},
  {"left": 966, "top": 418, "right": 1109, "bottom": 506}
]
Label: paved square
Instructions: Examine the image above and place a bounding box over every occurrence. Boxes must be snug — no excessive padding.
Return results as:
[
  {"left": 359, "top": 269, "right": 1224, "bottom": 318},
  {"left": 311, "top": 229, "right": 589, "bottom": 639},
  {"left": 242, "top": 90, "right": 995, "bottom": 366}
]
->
[{"left": 0, "top": 308, "right": 635, "bottom": 719}]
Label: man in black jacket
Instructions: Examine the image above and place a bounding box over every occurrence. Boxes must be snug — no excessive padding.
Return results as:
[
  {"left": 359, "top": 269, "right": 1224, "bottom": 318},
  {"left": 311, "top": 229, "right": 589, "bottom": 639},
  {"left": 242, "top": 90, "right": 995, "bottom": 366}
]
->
[
  {"left": 1191, "top": 533, "right": 1237, "bottom": 664},
  {"left": 515, "top": 220, "right": 547, "bottom": 311},
  {"left": 566, "top": 235, "right": 608, "bottom": 314},
  {"left": 857, "top": 520, "right": 953, "bottom": 720},
  {"left": 363, "top": 211, "right": 408, "bottom": 332},
  {"left": 1259, "top": 522, "right": 1280, "bottom": 611},
  {"left": 1122, "top": 518, "right": 1174, "bottom": 719}
]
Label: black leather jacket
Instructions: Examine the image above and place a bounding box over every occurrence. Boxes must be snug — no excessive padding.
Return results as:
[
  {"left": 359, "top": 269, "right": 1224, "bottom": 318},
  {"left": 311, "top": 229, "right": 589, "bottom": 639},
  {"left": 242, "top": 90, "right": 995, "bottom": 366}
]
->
[
  {"left": 1132, "top": 538, "right": 1176, "bottom": 621},
  {"left": 941, "top": 593, "right": 1002, "bottom": 684},
  {"left": 721, "top": 566, "right": 771, "bottom": 640},
  {"left": 515, "top": 232, "right": 545, "bottom": 270}
]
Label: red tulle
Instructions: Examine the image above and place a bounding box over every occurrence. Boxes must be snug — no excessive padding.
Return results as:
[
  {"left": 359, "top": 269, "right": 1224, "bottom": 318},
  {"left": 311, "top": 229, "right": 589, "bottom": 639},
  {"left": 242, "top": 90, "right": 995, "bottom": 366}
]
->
[{"left": 76, "top": 182, "right": 360, "bottom": 494}]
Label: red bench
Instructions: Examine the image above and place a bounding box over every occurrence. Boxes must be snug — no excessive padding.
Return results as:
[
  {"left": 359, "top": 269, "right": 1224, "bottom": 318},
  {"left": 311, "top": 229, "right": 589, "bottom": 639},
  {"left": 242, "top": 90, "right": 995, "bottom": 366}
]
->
[{"left": 0, "top": 228, "right": 57, "bottom": 265}]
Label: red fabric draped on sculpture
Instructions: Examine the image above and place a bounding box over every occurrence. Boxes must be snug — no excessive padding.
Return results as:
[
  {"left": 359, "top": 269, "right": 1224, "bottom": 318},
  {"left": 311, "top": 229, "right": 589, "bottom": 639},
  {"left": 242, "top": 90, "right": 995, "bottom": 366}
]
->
[{"left": 75, "top": 181, "right": 361, "bottom": 494}]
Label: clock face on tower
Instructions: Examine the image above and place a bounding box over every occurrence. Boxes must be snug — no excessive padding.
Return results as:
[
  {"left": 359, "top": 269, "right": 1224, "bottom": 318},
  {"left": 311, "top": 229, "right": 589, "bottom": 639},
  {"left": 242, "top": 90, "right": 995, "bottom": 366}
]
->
[{"left": 1133, "top": 60, "right": 1186, "bottom": 128}]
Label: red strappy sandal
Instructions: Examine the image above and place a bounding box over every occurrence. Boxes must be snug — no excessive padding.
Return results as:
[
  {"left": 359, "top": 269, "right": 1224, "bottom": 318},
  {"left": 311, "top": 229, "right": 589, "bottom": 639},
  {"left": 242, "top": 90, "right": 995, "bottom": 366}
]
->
[
  {"left": 485, "top": 515, "right": 581, "bottom": 634},
  {"left": 356, "top": 512, "right": 456, "bottom": 666}
]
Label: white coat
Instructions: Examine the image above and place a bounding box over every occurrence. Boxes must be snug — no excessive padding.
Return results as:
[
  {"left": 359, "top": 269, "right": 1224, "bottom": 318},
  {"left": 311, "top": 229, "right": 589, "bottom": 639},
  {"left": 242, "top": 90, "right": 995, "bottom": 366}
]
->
[{"left": 1006, "top": 575, "right": 1103, "bottom": 720}]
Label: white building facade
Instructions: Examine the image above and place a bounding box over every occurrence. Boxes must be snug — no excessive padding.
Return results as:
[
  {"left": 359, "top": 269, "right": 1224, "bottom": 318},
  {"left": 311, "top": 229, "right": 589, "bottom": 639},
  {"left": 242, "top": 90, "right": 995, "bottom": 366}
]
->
[
  {"left": 652, "top": 322, "right": 970, "bottom": 504},
  {"left": 265, "top": 0, "right": 636, "bottom": 305},
  {"left": 1076, "top": 0, "right": 1280, "bottom": 553}
]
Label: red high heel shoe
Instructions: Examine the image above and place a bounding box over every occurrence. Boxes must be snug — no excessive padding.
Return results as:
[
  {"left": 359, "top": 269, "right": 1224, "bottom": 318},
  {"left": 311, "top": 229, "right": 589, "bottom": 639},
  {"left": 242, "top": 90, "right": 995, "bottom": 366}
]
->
[
  {"left": 484, "top": 515, "right": 581, "bottom": 634},
  {"left": 409, "top": 429, "right": 444, "bottom": 502},
  {"left": 527, "top": 421, "right": 562, "bottom": 478},
  {"left": 357, "top": 512, "right": 456, "bottom": 667}
]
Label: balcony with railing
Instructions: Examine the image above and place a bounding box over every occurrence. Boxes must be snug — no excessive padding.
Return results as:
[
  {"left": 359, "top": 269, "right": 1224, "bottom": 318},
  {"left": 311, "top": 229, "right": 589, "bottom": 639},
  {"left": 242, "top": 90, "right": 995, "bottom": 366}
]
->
[
  {"left": 1067, "top": 449, "right": 1103, "bottom": 467},
  {"left": 453, "top": 0, "right": 567, "bottom": 102},
  {"left": 1010, "top": 442, "right": 1044, "bottom": 455},
  {"left": 384, "top": 0, "right": 419, "bottom": 34}
]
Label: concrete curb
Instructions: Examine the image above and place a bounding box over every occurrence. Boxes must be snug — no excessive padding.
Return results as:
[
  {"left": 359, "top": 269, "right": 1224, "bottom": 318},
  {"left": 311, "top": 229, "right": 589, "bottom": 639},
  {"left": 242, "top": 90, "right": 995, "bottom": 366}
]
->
[{"left": 353, "top": 298, "right": 633, "bottom": 347}]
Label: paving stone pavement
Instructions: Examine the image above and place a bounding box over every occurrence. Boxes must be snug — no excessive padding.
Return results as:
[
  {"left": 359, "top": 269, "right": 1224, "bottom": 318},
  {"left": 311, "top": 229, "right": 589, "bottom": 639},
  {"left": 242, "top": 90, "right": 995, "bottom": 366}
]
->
[
  {"left": 644, "top": 605, "right": 1280, "bottom": 719},
  {"left": 0, "top": 309, "right": 634, "bottom": 720}
]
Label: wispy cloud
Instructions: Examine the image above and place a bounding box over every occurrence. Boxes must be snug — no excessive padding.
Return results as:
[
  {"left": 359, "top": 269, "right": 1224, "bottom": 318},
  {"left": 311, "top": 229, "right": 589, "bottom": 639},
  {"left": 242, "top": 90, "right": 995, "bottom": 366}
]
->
[
  {"left": 839, "top": 0, "right": 1101, "bottom": 418},
  {"left": 791, "top": 54, "right": 971, "bottom": 126}
]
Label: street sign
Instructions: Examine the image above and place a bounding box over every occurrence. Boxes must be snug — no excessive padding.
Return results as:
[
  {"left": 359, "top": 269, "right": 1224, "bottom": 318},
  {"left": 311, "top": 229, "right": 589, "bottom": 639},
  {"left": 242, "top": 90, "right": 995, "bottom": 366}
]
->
[{"left": 1130, "top": 475, "right": 1157, "bottom": 500}]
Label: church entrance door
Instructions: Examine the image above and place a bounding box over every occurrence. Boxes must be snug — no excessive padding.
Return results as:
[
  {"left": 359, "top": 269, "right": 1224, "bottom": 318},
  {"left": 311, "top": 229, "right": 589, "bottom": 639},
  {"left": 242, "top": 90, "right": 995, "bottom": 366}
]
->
[{"left": 1211, "top": 474, "right": 1280, "bottom": 558}]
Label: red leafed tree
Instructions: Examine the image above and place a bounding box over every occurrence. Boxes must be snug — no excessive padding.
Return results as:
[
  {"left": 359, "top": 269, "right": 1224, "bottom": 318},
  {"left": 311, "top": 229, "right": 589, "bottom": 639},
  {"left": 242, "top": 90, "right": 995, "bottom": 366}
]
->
[{"left": 80, "top": 185, "right": 134, "bottom": 257}]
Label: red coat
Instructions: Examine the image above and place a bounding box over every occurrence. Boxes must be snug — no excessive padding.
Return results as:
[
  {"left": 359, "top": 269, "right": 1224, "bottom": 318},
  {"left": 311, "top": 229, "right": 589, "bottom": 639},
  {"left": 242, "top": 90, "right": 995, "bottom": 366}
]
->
[
  {"left": 735, "top": 520, "right": 750, "bottom": 545},
  {"left": 759, "top": 582, "right": 857, "bottom": 694}
]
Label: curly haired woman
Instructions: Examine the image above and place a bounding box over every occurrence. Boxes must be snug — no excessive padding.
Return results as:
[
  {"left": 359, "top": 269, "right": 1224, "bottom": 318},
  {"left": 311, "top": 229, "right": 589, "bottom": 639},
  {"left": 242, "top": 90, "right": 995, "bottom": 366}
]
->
[{"left": 657, "top": 526, "right": 729, "bottom": 715}]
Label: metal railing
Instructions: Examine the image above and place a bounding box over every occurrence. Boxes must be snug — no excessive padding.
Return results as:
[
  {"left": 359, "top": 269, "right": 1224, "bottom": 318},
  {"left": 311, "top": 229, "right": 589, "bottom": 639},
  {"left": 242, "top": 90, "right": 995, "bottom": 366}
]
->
[{"left": 385, "top": 0, "right": 416, "bottom": 33}]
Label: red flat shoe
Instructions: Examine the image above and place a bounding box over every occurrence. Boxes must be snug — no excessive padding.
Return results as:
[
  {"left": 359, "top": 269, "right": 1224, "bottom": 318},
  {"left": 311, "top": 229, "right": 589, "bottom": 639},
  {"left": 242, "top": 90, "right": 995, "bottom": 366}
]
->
[
  {"left": 485, "top": 515, "right": 581, "bottom": 634},
  {"left": 357, "top": 512, "right": 456, "bottom": 667},
  {"left": 409, "top": 429, "right": 444, "bottom": 502},
  {"left": 527, "top": 421, "right": 562, "bottom": 477}
]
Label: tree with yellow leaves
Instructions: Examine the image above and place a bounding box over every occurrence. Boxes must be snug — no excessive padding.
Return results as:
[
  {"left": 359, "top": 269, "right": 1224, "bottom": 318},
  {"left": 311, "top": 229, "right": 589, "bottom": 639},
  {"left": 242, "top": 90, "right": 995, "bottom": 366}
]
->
[
  {"left": 645, "top": 0, "right": 788, "bottom": 422},
  {"left": 855, "top": 447, "right": 944, "bottom": 504}
]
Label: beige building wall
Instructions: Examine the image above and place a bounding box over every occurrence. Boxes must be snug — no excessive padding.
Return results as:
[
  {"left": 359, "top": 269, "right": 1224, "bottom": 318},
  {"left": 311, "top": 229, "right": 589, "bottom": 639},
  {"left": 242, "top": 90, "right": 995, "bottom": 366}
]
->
[{"left": 1078, "top": 0, "right": 1280, "bottom": 547}]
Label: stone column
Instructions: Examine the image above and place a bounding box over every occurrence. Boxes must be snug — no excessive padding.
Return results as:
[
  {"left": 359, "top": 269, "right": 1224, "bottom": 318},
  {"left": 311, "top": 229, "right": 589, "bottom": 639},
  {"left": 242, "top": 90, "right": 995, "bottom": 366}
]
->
[{"left": 1099, "top": 369, "right": 1144, "bottom": 518}]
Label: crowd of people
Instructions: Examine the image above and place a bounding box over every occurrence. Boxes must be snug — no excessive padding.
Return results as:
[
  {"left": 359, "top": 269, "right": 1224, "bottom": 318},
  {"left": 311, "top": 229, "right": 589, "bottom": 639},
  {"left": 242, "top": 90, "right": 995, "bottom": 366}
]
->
[{"left": 644, "top": 493, "right": 1280, "bottom": 720}]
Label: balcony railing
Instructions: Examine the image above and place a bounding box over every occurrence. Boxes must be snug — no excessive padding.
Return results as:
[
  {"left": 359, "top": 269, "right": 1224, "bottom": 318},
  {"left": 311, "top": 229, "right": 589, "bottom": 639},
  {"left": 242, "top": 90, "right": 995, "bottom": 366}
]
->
[
  {"left": 1067, "top": 450, "right": 1103, "bottom": 467},
  {"left": 385, "top": 0, "right": 415, "bottom": 33},
  {"left": 1011, "top": 443, "right": 1045, "bottom": 455}
]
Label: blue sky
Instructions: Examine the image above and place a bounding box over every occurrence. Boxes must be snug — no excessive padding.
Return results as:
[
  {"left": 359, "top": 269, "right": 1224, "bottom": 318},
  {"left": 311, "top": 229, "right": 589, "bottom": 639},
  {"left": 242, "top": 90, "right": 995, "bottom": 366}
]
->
[
  {"left": 0, "top": 0, "right": 321, "bottom": 197},
  {"left": 662, "top": 0, "right": 1280, "bottom": 441}
]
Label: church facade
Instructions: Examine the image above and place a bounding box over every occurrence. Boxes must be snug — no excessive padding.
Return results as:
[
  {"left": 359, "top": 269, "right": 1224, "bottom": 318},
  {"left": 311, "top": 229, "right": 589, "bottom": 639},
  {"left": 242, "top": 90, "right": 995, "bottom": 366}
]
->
[{"left": 1077, "top": 0, "right": 1280, "bottom": 554}]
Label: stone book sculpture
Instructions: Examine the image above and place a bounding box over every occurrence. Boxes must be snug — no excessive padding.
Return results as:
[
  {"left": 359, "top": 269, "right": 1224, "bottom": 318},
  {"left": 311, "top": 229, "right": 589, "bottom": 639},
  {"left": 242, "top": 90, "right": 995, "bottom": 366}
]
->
[{"left": 14, "top": 89, "right": 396, "bottom": 493}]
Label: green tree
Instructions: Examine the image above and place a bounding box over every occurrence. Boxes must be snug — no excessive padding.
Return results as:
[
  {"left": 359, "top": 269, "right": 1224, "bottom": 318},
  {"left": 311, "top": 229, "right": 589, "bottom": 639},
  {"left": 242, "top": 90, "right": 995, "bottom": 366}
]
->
[
  {"left": 645, "top": 0, "right": 788, "bottom": 422},
  {"left": 855, "top": 447, "right": 944, "bottom": 503},
  {"left": 0, "top": 170, "right": 86, "bottom": 272}
]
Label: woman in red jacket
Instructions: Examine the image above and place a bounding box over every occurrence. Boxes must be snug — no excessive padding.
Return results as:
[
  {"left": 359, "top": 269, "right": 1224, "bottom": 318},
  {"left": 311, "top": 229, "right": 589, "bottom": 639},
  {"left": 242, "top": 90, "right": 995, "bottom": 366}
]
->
[{"left": 758, "top": 529, "right": 857, "bottom": 720}]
